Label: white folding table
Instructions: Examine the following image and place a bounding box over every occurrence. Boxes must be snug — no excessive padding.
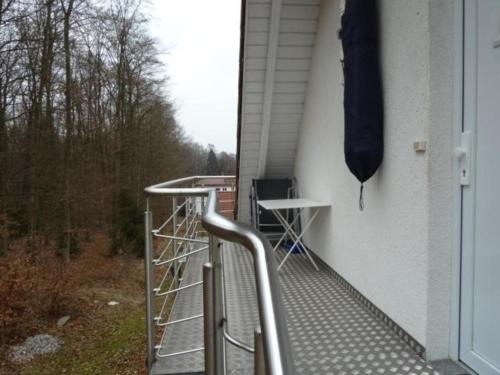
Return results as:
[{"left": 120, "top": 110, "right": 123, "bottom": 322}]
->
[{"left": 257, "top": 198, "right": 330, "bottom": 271}]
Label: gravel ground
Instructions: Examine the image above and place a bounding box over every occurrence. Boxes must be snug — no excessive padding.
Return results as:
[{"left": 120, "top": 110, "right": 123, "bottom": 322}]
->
[{"left": 9, "top": 334, "right": 62, "bottom": 363}]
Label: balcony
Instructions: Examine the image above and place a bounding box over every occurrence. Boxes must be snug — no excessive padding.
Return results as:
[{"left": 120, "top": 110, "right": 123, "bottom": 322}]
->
[{"left": 143, "top": 176, "right": 448, "bottom": 375}]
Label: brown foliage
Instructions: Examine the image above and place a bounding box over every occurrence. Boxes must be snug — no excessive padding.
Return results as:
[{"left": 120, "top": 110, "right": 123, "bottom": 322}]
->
[
  {"left": 0, "top": 232, "right": 143, "bottom": 347},
  {"left": 0, "top": 249, "right": 77, "bottom": 346}
]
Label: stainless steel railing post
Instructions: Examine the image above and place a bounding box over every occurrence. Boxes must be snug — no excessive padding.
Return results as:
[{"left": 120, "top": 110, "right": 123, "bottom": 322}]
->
[
  {"left": 203, "top": 262, "right": 215, "bottom": 375},
  {"left": 209, "top": 234, "right": 225, "bottom": 374},
  {"left": 254, "top": 327, "right": 266, "bottom": 375},
  {"left": 202, "top": 189, "right": 294, "bottom": 375},
  {"left": 172, "top": 197, "right": 178, "bottom": 288},
  {"left": 185, "top": 197, "right": 189, "bottom": 238},
  {"left": 144, "top": 202, "right": 155, "bottom": 372}
]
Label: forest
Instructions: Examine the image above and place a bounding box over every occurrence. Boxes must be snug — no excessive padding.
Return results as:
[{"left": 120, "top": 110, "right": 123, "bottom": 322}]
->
[
  {"left": 0, "top": 0, "right": 235, "bottom": 258},
  {"left": 0, "top": 0, "right": 235, "bottom": 371}
]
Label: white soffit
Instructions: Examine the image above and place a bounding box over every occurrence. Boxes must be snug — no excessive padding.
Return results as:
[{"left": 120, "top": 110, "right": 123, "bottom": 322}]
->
[
  {"left": 238, "top": 0, "right": 320, "bottom": 220},
  {"left": 239, "top": 0, "right": 320, "bottom": 181}
]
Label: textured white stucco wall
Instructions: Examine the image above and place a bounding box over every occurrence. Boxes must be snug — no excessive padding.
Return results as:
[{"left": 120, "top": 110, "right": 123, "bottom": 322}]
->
[
  {"left": 426, "top": 0, "right": 456, "bottom": 360},
  {"left": 293, "top": 0, "right": 456, "bottom": 358}
]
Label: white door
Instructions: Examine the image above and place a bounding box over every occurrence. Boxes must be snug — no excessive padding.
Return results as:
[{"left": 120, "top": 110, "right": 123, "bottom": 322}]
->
[{"left": 460, "top": 1, "right": 500, "bottom": 374}]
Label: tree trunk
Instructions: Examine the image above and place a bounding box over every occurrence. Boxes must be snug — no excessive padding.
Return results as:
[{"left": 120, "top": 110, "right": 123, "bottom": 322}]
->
[{"left": 61, "top": 0, "right": 75, "bottom": 263}]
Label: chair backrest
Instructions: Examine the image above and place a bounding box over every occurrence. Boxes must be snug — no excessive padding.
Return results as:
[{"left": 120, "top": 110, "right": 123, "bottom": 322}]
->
[{"left": 252, "top": 178, "right": 293, "bottom": 233}]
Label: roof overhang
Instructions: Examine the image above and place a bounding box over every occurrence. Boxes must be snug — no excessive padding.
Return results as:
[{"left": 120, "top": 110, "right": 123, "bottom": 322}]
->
[{"left": 236, "top": 0, "right": 321, "bottom": 218}]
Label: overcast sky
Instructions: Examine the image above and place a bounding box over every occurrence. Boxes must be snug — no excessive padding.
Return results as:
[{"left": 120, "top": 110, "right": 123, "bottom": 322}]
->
[{"left": 147, "top": 0, "right": 241, "bottom": 153}]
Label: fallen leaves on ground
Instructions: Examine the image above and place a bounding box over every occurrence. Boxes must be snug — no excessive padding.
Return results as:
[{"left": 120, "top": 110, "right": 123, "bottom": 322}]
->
[{"left": 0, "top": 232, "right": 147, "bottom": 375}]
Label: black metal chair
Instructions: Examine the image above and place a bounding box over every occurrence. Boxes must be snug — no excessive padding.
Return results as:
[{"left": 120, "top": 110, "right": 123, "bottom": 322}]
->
[{"left": 250, "top": 178, "right": 296, "bottom": 241}]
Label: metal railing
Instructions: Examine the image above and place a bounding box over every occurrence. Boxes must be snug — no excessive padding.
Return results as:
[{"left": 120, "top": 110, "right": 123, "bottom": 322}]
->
[{"left": 144, "top": 176, "right": 294, "bottom": 375}]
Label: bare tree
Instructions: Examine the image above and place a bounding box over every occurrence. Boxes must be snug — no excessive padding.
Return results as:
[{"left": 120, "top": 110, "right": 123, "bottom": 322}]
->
[{"left": 0, "top": 0, "right": 237, "bottom": 258}]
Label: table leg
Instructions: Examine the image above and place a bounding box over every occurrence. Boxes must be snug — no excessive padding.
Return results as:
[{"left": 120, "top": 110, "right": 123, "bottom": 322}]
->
[
  {"left": 275, "top": 208, "right": 320, "bottom": 272},
  {"left": 271, "top": 208, "right": 303, "bottom": 252},
  {"left": 271, "top": 209, "right": 307, "bottom": 260}
]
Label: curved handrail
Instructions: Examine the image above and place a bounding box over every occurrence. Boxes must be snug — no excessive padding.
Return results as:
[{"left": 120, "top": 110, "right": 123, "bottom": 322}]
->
[
  {"left": 202, "top": 189, "right": 294, "bottom": 375},
  {"left": 144, "top": 175, "right": 235, "bottom": 197},
  {"left": 144, "top": 176, "right": 294, "bottom": 375}
]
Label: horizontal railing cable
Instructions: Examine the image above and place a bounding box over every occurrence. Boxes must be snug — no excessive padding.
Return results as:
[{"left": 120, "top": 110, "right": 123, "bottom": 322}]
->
[
  {"left": 155, "top": 280, "right": 203, "bottom": 297},
  {"left": 156, "top": 346, "right": 204, "bottom": 359}
]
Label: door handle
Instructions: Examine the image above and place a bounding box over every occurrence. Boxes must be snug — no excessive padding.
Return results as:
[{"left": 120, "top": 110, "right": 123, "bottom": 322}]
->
[
  {"left": 494, "top": 36, "right": 500, "bottom": 48},
  {"left": 454, "top": 147, "right": 466, "bottom": 158},
  {"left": 455, "top": 130, "right": 473, "bottom": 186}
]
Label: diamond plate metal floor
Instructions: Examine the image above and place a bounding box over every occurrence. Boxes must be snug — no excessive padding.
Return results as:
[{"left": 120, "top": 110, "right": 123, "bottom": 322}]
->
[
  {"left": 151, "top": 246, "right": 206, "bottom": 375},
  {"left": 153, "top": 241, "right": 440, "bottom": 375}
]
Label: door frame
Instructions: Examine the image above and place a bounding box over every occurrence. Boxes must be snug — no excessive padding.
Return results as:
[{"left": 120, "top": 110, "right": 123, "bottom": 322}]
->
[
  {"left": 449, "top": 0, "right": 463, "bottom": 363},
  {"left": 452, "top": 1, "right": 500, "bottom": 372}
]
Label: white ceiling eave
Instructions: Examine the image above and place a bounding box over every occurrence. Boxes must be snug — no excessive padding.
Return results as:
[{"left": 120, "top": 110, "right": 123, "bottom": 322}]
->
[
  {"left": 237, "top": 0, "right": 320, "bottom": 219},
  {"left": 239, "top": 0, "right": 320, "bottom": 178}
]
